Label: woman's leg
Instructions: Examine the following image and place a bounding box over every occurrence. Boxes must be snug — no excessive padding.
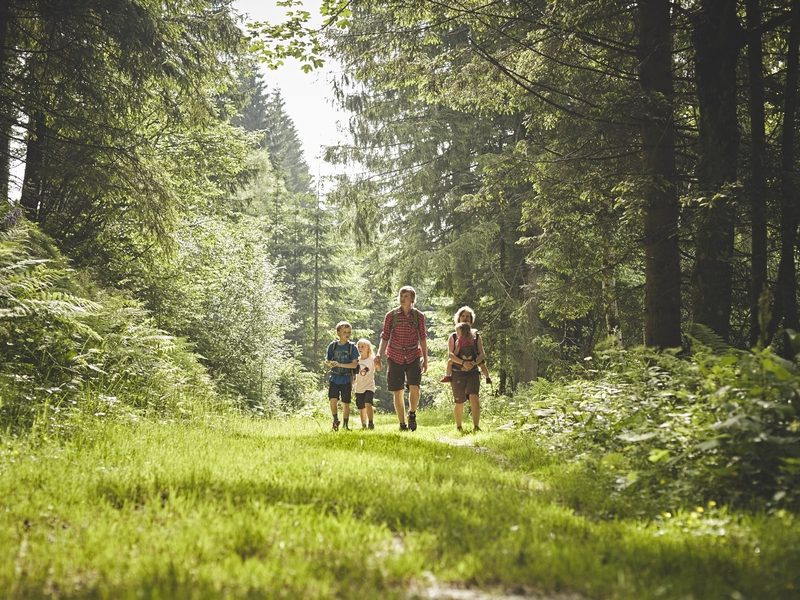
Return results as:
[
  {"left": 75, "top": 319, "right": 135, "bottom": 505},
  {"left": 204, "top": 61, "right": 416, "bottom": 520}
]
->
[
  {"left": 453, "top": 401, "right": 464, "bottom": 430},
  {"left": 469, "top": 393, "right": 480, "bottom": 429}
]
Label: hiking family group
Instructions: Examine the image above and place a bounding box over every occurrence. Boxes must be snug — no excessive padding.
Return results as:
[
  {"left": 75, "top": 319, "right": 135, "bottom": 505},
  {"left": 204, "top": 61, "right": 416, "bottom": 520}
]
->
[{"left": 324, "top": 286, "right": 489, "bottom": 432}]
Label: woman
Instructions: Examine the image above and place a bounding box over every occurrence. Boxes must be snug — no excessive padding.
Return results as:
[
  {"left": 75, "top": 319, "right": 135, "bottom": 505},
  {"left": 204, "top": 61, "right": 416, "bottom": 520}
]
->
[{"left": 447, "top": 306, "right": 487, "bottom": 432}]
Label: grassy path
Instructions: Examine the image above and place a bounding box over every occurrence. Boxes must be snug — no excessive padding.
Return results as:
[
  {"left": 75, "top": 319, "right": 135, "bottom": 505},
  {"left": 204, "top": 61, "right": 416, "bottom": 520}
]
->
[{"left": 1, "top": 411, "right": 798, "bottom": 599}]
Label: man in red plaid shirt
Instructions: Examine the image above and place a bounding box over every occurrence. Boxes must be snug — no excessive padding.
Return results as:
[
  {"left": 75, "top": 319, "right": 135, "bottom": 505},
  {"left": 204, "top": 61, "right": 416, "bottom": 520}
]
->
[{"left": 374, "top": 286, "right": 428, "bottom": 431}]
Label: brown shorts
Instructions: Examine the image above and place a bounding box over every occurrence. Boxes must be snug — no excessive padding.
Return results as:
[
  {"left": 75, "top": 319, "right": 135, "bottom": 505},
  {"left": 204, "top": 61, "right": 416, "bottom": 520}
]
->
[
  {"left": 387, "top": 358, "right": 422, "bottom": 391},
  {"left": 451, "top": 370, "right": 480, "bottom": 403}
]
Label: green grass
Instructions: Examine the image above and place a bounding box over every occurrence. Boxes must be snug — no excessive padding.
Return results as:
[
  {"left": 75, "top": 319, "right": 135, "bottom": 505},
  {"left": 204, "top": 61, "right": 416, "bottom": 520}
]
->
[{"left": 1, "top": 410, "right": 798, "bottom": 599}]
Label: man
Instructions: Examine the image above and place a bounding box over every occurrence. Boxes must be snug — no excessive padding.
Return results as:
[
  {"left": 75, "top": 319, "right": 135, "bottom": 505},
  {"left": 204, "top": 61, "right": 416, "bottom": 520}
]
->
[{"left": 374, "top": 286, "right": 428, "bottom": 431}]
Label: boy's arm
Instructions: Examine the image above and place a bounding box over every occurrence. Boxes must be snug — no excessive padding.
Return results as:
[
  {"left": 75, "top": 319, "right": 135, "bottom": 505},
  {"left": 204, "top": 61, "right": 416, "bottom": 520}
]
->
[{"left": 340, "top": 345, "right": 359, "bottom": 369}]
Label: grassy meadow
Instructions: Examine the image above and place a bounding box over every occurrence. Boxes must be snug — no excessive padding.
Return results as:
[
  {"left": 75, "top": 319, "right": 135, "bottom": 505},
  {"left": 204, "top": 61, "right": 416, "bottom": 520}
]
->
[{"left": 1, "top": 409, "right": 799, "bottom": 599}]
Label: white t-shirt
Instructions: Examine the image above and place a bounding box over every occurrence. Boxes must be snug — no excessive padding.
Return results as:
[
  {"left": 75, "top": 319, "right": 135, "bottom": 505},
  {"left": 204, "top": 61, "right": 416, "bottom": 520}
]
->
[{"left": 354, "top": 356, "right": 376, "bottom": 393}]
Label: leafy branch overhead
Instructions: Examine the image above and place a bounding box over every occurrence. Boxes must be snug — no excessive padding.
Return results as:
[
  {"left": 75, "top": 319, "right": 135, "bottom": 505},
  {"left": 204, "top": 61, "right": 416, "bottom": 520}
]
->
[{"left": 247, "top": 0, "right": 352, "bottom": 71}]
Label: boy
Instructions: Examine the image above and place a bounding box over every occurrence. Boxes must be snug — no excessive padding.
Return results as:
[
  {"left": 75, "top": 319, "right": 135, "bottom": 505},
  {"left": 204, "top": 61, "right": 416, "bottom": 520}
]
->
[{"left": 325, "top": 321, "right": 360, "bottom": 431}]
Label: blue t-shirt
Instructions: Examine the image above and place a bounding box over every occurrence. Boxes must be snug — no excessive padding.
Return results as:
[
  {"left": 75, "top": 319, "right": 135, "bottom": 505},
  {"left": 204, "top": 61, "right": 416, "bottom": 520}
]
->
[{"left": 326, "top": 340, "right": 359, "bottom": 385}]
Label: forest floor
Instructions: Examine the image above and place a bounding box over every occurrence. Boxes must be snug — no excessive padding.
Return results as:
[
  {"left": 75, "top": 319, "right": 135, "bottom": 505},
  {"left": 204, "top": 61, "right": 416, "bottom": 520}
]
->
[{"left": 1, "top": 410, "right": 798, "bottom": 599}]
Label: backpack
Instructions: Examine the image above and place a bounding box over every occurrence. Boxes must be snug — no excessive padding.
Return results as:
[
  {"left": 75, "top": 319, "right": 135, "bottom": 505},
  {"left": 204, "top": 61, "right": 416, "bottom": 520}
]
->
[{"left": 329, "top": 341, "right": 358, "bottom": 376}]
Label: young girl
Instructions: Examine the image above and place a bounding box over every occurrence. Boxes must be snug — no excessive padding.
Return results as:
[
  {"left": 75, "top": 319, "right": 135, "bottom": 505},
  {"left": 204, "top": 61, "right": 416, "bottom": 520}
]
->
[
  {"left": 354, "top": 338, "right": 380, "bottom": 429},
  {"left": 441, "top": 312, "right": 491, "bottom": 384}
]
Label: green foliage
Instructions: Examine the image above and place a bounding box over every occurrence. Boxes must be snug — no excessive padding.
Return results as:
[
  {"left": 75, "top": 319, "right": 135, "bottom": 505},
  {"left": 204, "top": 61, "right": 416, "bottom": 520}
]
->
[
  {"left": 498, "top": 345, "right": 800, "bottom": 511},
  {"left": 140, "top": 213, "right": 303, "bottom": 413},
  {"left": 0, "top": 218, "right": 218, "bottom": 430},
  {"left": 246, "top": 0, "right": 351, "bottom": 71}
]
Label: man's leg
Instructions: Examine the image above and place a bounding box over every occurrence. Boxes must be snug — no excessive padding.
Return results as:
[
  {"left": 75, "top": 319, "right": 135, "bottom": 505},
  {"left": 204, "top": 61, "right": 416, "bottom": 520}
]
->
[
  {"left": 408, "top": 385, "right": 420, "bottom": 412},
  {"left": 393, "top": 389, "right": 406, "bottom": 425}
]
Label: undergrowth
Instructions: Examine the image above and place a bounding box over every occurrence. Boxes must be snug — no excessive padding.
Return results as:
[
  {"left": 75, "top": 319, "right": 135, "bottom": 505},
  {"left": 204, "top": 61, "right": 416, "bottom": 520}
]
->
[{"left": 493, "top": 342, "right": 800, "bottom": 513}]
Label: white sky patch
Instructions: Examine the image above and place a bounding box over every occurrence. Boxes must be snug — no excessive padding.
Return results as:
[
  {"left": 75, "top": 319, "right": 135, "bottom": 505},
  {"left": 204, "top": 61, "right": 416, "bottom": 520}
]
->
[{"left": 233, "top": 0, "right": 351, "bottom": 193}]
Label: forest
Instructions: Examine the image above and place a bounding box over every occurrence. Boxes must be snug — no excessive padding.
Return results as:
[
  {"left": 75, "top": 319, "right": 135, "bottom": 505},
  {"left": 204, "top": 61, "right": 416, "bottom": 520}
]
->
[{"left": 1, "top": 0, "right": 800, "bottom": 598}]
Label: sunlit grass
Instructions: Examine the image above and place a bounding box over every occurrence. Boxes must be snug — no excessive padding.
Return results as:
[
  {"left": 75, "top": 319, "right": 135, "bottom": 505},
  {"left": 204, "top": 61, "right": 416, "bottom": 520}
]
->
[{"left": 1, "top": 410, "right": 798, "bottom": 598}]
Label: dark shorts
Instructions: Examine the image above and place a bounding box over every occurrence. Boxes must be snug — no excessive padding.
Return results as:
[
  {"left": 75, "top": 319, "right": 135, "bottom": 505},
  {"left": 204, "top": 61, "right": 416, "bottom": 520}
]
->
[
  {"left": 328, "top": 382, "right": 353, "bottom": 403},
  {"left": 451, "top": 370, "right": 480, "bottom": 403},
  {"left": 355, "top": 390, "right": 375, "bottom": 409},
  {"left": 387, "top": 358, "right": 422, "bottom": 392}
]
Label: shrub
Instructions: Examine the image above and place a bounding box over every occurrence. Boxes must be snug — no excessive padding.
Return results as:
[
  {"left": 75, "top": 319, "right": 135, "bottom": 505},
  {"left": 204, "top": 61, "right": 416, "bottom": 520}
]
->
[
  {"left": 0, "top": 219, "right": 219, "bottom": 431},
  {"left": 500, "top": 344, "right": 800, "bottom": 511}
]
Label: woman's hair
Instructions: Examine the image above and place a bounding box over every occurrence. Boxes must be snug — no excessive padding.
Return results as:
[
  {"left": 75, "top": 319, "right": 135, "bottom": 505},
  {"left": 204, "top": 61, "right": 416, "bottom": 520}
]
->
[
  {"left": 453, "top": 305, "right": 476, "bottom": 326},
  {"left": 398, "top": 285, "right": 416, "bottom": 303},
  {"left": 356, "top": 338, "right": 373, "bottom": 357},
  {"left": 456, "top": 322, "right": 474, "bottom": 339},
  {"left": 335, "top": 321, "right": 352, "bottom": 333}
]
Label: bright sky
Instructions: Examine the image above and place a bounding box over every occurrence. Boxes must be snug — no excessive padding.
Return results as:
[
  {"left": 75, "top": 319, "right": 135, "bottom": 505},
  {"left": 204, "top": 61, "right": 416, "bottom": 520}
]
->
[{"left": 233, "top": 0, "right": 349, "bottom": 188}]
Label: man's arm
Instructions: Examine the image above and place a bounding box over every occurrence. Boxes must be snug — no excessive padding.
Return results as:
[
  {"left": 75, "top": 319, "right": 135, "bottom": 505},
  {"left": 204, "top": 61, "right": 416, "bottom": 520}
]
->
[
  {"left": 374, "top": 311, "right": 391, "bottom": 368},
  {"left": 375, "top": 338, "right": 388, "bottom": 369},
  {"left": 419, "top": 312, "right": 428, "bottom": 373}
]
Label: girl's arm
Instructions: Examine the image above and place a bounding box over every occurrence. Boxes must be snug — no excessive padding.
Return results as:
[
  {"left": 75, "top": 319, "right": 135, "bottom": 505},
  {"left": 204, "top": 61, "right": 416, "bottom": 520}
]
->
[{"left": 447, "top": 334, "right": 460, "bottom": 363}]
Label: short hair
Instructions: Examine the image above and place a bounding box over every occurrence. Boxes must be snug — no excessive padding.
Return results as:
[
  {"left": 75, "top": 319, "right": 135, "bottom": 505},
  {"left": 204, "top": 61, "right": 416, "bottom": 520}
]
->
[
  {"left": 398, "top": 285, "right": 416, "bottom": 303},
  {"left": 456, "top": 322, "right": 473, "bottom": 338},
  {"left": 356, "top": 338, "right": 373, "bottom": 356},
  {"left": 335, "top": 321, "right": 352, "bottom": 333},
  {"left": 453, "top": 305, "right": 476, "bottom": 326}
]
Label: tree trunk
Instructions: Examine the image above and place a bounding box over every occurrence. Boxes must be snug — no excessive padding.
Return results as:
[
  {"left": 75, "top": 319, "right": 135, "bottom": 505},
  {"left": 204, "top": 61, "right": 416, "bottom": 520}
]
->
[
  {"left": 601, "top": 267, "right": 622, "bottom": 344},
  {"left": 19, "top": 112, "right": 46, "bottom": 220},
  {"left": 746, "top": 0, "right": 769, "bottom": 347},
  {"left": 638, "top": 0, "right": 682, "bottom": 348},
  {"left": 772, "top": 0, "right": 800, "bottom": 342},
  {"left": 690, "top": 0, "right": 740, "bottom": 342},
  {"left": 0, "top": 0, "right": 12, "bottom": 203},
  {"left": 313, "top": 186, "right": 321, "bottom": 355}
]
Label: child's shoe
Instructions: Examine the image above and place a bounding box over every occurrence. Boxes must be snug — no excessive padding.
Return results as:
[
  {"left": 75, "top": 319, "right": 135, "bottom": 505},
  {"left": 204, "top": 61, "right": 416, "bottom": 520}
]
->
[
  {"left": 408, "top": 411, "right": 417, "bottom": 431},
  {"left": 332, "top": 419, "right": 340, "bottom": 432},
  {"left": 399, "top": 423, "right": 408, "bottom": 431},
  {"left": 485, "top": 376, "right": 492, "bottom": 384},
  {"left": 368, "top": 422, "right": 374, "bottom": 430},
  {"left": 440, "top": 375, "right": 452, "bottom": 383}
]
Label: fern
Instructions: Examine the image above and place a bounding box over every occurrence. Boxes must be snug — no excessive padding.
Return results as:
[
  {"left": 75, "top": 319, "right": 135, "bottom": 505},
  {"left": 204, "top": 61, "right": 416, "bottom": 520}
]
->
[
  {"left": 687, "top": 322, "right": 733, "bottom": 354},
  {"left": 1, "top": 219, "right": 218, "bottom": 429}
]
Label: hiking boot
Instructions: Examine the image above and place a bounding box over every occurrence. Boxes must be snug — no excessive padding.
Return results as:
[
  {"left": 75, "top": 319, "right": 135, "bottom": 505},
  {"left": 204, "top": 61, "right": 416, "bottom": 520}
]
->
[
  {"left": 408, "top": 411, "right": 417, "bottom": 431},
  {"left": 399, "top": 423, "right": 408, "bottom": 431},
  {"left": 332, "top": 420, "right": 340, "bottom": 432},
  {"left": 440, "top": 375, "right": 453, "bottom": 383}
]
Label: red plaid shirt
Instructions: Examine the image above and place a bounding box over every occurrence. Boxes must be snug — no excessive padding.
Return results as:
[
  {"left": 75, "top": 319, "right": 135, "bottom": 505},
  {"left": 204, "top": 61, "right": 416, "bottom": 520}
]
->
[{"left": 381, "top": 308, "right": 426, "bottom": 364}]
